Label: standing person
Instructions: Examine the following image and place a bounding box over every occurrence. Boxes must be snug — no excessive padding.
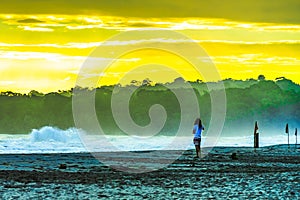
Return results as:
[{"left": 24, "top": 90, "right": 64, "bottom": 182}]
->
[{"left": 193, "top": 118, "right": 204, "bottom": 158}]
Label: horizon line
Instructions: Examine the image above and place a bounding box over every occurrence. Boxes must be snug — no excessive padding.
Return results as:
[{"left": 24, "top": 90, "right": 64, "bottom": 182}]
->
[{"left": 0, "top": 76, "right": 298, "bottom": 95}]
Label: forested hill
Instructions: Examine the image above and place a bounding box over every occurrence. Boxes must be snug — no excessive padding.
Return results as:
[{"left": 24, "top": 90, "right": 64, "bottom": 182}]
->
[{"left": 0, "top": 77, "right": 299, "bottom": 135}]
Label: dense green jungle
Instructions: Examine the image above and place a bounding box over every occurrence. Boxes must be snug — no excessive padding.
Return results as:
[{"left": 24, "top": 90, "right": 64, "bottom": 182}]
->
[{"left": 0, "top": 76, "right": 299, "bottom": 136}]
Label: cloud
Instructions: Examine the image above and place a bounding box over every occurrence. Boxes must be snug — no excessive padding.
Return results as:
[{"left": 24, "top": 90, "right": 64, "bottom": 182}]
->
[
  {"left": 18, "top": 25, "right": 54, "bottom": 32},
  {"left": 17, "top": 18, "right": 44, "bottom": 23},
  {"left": 3, "top": 14, "right": 300, "bottom": 33},
  {"left": 66, "top": 24, "right": 104, "bottom": 30},
  {"left": 200, "top": 40, "right": 300, "bottom": 45},
  {"left": 0, "top": 81, "right": 15, "bottom": 86},
  {"left": 2, "top": 39, "right": 300, "bottom": 52},
  {"left": 0, "top": 50, "right": 140, "bottom": 64},
  {"left": 0, "top": 50, "right": 84, "bottom": 62},
  {"left": 212, "top": 54, "right": 300, "bottom": 66},
  {"left": 1, "top": 0, "right": 300, "bottom": 24}
]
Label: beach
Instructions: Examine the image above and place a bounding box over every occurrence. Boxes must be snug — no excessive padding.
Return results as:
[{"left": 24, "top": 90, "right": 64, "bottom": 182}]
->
[{"left": 0, "top": 145, "right": 299, "bottom": 199}]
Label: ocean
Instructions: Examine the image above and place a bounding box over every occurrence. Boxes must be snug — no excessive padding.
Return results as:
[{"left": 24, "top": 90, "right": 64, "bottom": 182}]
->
[{"left": 0, "top": 126, "right": 293, "bottom": 154}]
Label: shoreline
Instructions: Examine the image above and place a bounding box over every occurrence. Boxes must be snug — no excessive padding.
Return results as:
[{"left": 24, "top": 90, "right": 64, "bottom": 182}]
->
[
  {"left": 0, "top": 143, "right": 299, "bottom": 154},
  {"left": 0, "top": 144, "right": 299, "bottom": 199}
]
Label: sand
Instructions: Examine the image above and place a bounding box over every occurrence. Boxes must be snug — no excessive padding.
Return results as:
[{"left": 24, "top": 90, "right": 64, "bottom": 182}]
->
[{"left": 0, "top": 145, "right": 299, "bottom": 199}]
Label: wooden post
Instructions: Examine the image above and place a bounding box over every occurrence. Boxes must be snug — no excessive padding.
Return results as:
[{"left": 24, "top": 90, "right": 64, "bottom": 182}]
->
[
  {"left": 286, "top": 123, "right": 289, "bottom": 148},
  {"left": 254, "top": 121, "right": 259, "bottom": 148},
  {"left": 255, "top": 132, "right": 259, "bottom": 148},
  {"left": 295, "top": 128, "right": 298, "bottom": 146},
  {"left": 288, "top": 133, "right": 290, "bottom": 148}
]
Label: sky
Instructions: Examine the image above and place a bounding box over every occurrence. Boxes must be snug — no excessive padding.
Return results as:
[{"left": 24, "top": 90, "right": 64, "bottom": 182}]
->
[{"left": 1, "top": 0, "right": 300, "bottom": 93}]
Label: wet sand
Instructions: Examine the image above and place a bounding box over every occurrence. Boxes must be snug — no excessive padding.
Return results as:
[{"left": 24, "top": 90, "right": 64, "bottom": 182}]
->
[{"left": 0, "top": 145, "right": 299, "bottom": 199}]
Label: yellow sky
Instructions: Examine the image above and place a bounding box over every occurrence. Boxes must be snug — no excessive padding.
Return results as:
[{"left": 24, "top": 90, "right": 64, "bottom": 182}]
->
[{"left": 1, "top": 6, "right": 300, "bottom": 93}]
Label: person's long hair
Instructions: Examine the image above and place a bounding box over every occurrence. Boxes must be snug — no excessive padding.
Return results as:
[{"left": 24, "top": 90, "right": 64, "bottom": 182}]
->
[
  {"left": 194, "top": 118, "right": 202, "bottom": 129},
  {"left": 198, "top": 119, "right": 203, "bottom": 130}
]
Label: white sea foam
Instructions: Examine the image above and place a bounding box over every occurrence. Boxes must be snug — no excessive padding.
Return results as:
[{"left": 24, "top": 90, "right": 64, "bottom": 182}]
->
[
  {"left": 30, "top": 126, "right": 79, "bottom": 143},
  {"left": 0, "top": 126, "right": 296, "bottom": 154},
  {"left": 0, "top": 126, "right": 84, "bottom": 154}
]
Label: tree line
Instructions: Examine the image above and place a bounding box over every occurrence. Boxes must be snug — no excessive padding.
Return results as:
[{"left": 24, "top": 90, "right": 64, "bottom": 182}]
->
[{"left": 0, "top": 77, "right": 299, "bottom": 135}]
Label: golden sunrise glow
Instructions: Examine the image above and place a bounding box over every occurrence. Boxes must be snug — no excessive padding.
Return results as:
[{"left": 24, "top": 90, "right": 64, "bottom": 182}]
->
[
  {"left": 96, "top": 49, "right": 205, "bottom": 87},
  {"left": 0, "top": 9, "right": 300, "bottom": 92}
]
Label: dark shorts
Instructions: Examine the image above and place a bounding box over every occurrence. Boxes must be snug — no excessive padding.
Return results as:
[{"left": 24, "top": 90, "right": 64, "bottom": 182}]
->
[{"left": 193, "top": 138, "right": 201, "bottom": 146}]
